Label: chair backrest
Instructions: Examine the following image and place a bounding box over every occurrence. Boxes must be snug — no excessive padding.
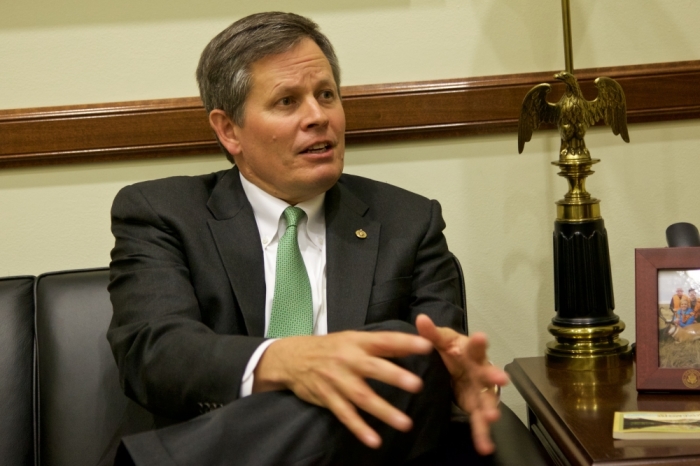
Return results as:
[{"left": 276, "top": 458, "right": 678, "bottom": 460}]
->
[
  {"left": 34, "top": 269, "right": 151, "bottom": 466},
  {"left": 0, "top": 276, "right": 35, "bottom": 466},
  {"left": 23, "top": 257, "right": 468, "bottom": 465},
  {"left": 451, "top": 253, "right": 469, "bottom": 335}
]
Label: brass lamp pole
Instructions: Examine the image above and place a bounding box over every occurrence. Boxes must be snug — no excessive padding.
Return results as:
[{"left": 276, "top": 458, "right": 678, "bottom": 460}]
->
[
  {"left": 561, "top": 0, "right": 574, "bottom": 74},
  {"left": 518, "top": 0, "right": 632, "bottom": 370}
]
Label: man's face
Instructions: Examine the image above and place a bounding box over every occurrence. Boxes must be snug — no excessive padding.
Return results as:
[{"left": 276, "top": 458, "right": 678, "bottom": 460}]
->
[
  {"left": 677, "top": 288, "right": 684, "bottom": 297},
  {"left": 222, "top": 38, "right": 345, "bottom": 204},
  {"left": 691, "top": 291, "right": 697, "bottom": 299}
]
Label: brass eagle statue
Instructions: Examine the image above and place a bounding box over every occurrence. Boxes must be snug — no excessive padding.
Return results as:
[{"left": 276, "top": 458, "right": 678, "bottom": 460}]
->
[{"left": 518, "top": 71, "right": 629, "bottom": 158}]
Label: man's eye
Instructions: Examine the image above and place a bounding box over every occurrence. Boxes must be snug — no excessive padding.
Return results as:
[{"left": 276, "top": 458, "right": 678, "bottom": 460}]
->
[
  {"left": 320, "top": 91, "right": 334, "bottom": 100},
  {"left": 279, "top": 97, "right": 292, "bottom": 106}
]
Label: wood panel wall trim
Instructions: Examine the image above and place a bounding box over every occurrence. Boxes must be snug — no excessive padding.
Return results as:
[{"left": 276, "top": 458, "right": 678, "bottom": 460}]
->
[{"left": 2, "top": 60, "right": 699, "bottom": 169}]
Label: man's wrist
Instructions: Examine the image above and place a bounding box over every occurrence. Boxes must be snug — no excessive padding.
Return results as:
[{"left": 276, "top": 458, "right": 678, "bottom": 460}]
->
[
  {"left": 240, "top": 339, "right": 278, "bottom": 397},
  {"left": 252, "top": 338, "right": 289, "bottom": 393}
]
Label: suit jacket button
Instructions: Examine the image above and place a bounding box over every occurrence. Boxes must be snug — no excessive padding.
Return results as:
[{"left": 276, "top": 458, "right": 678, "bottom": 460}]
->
[{"left": 356, "top": 229, "right": 367, "bottom": 239}]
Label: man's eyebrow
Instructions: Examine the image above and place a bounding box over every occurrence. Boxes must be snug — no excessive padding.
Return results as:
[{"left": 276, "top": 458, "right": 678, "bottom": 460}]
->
[
  {"left": 315, "top": 77, "right": 336, "bottom": 88},
  {"left": 269, "top": 77, "right": 337, "bottom": 96},
  {"left": 269, "top": 82, "right": 301, "bottom": 95}
]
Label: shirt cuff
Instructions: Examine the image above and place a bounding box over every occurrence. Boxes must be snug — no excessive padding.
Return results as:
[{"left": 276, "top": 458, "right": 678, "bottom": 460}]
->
[{"left": 239, "top": 339, "right": 278, "bottom": 398}]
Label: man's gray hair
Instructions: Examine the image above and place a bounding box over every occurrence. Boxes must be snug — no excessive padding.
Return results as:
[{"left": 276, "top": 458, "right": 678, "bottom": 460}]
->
[{"left": 196, "top": 11, "right": 341, "bottom": 127}]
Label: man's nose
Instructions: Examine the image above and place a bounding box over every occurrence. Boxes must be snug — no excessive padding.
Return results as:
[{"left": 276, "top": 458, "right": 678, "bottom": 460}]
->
[{"left": 300, "top": 96, "right": 329, "bottom": 129}]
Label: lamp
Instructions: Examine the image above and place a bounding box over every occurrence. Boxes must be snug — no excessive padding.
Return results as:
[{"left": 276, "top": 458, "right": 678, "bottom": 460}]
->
[{"left": 518, "top": 0, "right": 632, "bottom": 370}]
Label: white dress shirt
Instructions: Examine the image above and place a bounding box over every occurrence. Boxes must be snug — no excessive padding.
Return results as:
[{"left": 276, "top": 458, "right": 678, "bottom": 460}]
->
[{"left": 238, "top": 173, "right": 327, "bottom": 397}]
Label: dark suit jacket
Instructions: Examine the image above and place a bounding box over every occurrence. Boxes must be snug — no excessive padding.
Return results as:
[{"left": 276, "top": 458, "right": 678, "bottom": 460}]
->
[{"left": 107, "top": 167, "right": 463, "bottom": 421}]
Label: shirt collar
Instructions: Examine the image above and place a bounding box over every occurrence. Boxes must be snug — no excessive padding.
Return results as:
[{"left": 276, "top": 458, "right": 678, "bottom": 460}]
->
[{"left": 239, "top": 173, "right": 325, "bottom": 249}]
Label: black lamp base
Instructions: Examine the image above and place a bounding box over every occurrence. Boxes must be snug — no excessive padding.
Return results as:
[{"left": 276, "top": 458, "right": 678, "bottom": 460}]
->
[{"left": 547, "top": 217, "right": 631, "bottom": 369}]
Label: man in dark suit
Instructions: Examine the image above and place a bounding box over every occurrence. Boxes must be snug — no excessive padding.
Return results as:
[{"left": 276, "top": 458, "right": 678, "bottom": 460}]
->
[{"left": 108, "top": 11, "right": 507, "bottom": 465}]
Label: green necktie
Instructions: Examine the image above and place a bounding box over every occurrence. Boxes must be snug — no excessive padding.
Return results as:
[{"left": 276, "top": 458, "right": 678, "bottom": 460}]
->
[{"left": 267, "top": 206, "right": 314, "bottom": 338}]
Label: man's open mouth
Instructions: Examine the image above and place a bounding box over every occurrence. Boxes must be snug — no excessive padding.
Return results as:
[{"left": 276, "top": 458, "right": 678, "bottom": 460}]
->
[{"left": 301, "top": 142, "right": 332, "bottom": 154}]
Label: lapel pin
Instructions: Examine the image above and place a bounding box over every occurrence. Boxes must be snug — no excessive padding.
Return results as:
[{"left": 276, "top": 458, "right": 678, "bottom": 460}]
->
[{"left": 355, "top": 229, "right": 367, "bottom": 239}]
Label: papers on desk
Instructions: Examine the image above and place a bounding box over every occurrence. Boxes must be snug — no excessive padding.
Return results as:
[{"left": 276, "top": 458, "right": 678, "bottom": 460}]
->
[{"left": 613, "top": 411, "right": 700, "bottom": 439}]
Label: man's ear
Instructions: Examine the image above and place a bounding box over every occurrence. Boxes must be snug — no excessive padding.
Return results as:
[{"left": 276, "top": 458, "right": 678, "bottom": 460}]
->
[{"left": 209, "top": 110, "right": 242, "bottom": 156}]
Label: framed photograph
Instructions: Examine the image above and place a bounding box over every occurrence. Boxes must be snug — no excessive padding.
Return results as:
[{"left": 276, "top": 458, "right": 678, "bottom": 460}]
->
[{"left": 636, "top": 247, "right": 700, "bottom": 391}]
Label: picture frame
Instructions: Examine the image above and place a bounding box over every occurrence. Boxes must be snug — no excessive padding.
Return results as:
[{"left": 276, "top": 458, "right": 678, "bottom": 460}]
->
[{"left": 636, "top": 247, "right": 700, "bottom": 391}]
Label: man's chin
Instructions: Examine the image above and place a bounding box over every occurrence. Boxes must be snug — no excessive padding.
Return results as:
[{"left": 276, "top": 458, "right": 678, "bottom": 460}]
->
[
  {"left": 308, "top": 170, "right": 342, "bottom": 194},
  {"left": 291, "top": 166, "right": 342, "bottom": 202}
]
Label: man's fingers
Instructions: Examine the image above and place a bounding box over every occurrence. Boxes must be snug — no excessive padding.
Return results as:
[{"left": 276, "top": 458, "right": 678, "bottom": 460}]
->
[
  {"left": 415, "top": 314, "right": 508, "bottom": 457},
  {"left": 260, "top": 331, "right": 435, "bottom": 448},
  {"left": 488, "top": 364, "right": 511, "bottom": 388},
  {"left": 337, "top": 378, "right": 414, "bottom": 433},
  {"left": 476, "top": 362, "right": 510, "bottom": 390},
  {"left": 322, "top": 376, "right": 413, "bottom": 447},
  {"left": 465, "top": 332, "right": 489, "bottom": 364},
  {"left": 478, "top": 385, "right": 502, "bottom": 422},
  {"left": 415, "top": 314, "right": 460, "bottom": 351},
  {"left": 414, "top": 314, "right": 440, "bottom": 344},
  {"left": 359, "top": 331, "right": 433, "bottom": 358},
  {"left": 355, "top": 356, "right": 424, "bottom": 394},
  {"left": 469, "top": 409, "right": 496, "bottom": 456},
  {"left": 322, "top": 386, "right": 382, "bottom": 449}
]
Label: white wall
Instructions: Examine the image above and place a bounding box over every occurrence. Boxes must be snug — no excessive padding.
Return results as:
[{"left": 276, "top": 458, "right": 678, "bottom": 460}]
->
[
  {"left": 3, "top": 0, "right": 700, "bottom": 108},
  {"left": 2, "top": 0, "right": 700, "bottom": 422}
]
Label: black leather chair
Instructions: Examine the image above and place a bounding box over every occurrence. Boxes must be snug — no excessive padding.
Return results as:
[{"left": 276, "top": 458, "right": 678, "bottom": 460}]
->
[
  {"left": 34, "top": 269, "right": 152, "bottom": 466},
  {"left": 0, "top": 276, "right": 35, "bottom": 466},
  {"left": 450, "top": 255, "right": 552, "bottom": 466},
  {"left": 0, "top": 263, "right": 549, "bottom": 465}
]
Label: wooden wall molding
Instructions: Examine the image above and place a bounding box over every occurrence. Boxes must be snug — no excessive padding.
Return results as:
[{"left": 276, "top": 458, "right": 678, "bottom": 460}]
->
[{"left": 2, "top": 60, "right": 699, "bottom": 169}]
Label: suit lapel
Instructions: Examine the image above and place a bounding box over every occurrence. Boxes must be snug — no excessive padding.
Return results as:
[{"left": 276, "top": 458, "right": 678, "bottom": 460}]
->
[
  {"left": 325, "top": 182, "right": 380, "bottom": 332},
  {"left": 206, "top": 168, "right": 266, "bottom": 337}
]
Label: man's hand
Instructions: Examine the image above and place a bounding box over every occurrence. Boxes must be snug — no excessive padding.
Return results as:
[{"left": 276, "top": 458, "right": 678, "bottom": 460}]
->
[
  {"left": 415, "top": 314, "right": 509, "bottom": 456},
  {"left": 252, "top": 331, "right": 433, "bottom": 449}
]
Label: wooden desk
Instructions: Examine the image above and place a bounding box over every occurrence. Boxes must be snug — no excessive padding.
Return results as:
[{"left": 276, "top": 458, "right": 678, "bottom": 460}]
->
[{"left": 505, "top": 357, "right": 700, "bottom": 466}]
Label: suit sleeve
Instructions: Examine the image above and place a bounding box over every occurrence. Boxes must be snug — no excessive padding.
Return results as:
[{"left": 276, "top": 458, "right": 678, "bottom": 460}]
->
[
  {"left": 107, "top": 185, "right": 265, "bottom": 420},
  {"left": 407, "top": 200, "right": 466, "bottom": 333}
]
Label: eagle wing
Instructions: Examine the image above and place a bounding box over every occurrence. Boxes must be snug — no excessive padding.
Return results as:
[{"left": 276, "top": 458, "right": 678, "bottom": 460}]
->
[
  {"left": 518, "top": 84, "right": 559, "bottom": 153},
  {"left": 590, "top": 77, "right": 630, "bottom": 142}
]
